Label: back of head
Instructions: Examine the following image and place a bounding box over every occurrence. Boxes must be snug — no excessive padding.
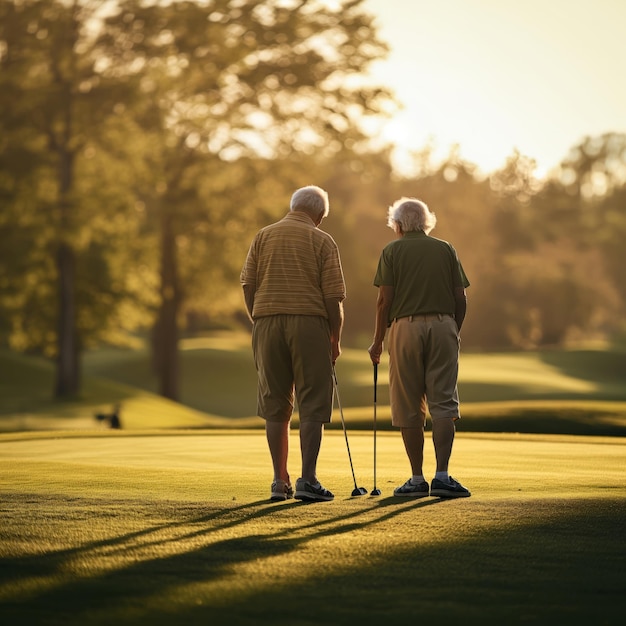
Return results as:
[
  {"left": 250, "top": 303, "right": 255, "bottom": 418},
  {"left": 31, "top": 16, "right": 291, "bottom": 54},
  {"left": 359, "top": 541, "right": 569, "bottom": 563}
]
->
[
  {"left": 290, "top": 185, "right": 330, "bottom": 222},
  {"left": 387, "top": 197, "right": 436, "bottom": 235}
]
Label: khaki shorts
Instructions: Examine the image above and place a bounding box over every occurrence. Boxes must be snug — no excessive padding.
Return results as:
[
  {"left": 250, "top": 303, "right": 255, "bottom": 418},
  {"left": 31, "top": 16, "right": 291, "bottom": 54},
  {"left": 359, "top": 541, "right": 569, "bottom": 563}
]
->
[
  {"left": 388, "top": 314, "right": 461, "bottom": 427},
  {"left": 252, "top": 315, "right": 333, "bottom": 423}
]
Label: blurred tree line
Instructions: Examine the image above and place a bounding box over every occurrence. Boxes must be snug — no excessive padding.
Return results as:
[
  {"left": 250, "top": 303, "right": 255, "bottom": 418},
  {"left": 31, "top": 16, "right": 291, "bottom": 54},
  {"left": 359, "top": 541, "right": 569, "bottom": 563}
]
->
[{"left": 1, "top": 0, "right": 625, "bottom": 401}]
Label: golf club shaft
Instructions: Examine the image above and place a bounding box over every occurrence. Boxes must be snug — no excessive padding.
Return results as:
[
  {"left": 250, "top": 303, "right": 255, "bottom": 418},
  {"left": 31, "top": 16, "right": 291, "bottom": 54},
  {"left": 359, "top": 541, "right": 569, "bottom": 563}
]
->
[
  {"left": 332, "top": 367, "right": 359, "bottom": 490},
  {"left": 373, "top": 363, "right": 378, "bottom": 490}
]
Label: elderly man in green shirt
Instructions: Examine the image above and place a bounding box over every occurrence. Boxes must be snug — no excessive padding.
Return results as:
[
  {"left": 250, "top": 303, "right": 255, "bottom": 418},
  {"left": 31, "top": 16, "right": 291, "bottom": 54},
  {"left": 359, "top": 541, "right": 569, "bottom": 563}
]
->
[
  {"left": 368, "top": 197, "right": 471, "bottom": 498},
  {"left": 241, "top": 185, "right": 346, "bottom": 503}
]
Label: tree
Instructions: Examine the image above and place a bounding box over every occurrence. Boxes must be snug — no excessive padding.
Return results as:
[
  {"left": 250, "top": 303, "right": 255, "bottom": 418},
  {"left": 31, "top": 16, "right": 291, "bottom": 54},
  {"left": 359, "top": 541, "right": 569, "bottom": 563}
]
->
[
  {"left": 0, "top": 0, "right": 155, "bottom": 394},
  {"left": 94, "top": 0, "right": 396, "bottom": 399},
  {"left": 482, "top": 135, "right": 626, "bottom": 348}
]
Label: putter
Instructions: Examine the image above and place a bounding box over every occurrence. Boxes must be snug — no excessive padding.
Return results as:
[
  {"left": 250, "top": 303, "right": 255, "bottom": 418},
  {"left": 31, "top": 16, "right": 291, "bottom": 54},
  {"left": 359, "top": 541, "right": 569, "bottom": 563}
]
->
[
  {"left": 370, "top": 362, "right": 381, "bottom": 496},
  {"left": 332, "top": 367, "right": 367, "bottom": 497}
]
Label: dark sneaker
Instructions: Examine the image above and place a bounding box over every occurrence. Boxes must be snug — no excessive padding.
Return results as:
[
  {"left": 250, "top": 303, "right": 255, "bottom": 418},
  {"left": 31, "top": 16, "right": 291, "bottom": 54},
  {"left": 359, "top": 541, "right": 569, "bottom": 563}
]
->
[
  {"left": 393, "top": 478, "right": 430, "bottom": 497},
  {"left": 270, "top": 479, "right": 294, "bottom": 502},
  {"left": 430, "top": 476, "right": 471, "bottom": 498},
  {"left": 294, "top": 478, "right": 334, "bottom": 502}
]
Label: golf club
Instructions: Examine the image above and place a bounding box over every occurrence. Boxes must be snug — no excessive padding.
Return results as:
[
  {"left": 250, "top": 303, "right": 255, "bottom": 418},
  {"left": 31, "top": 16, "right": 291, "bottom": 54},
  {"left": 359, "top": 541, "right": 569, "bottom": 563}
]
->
[
  {"left": 332, "top": 367, "right": 367, "bottom": 497},
  {"left": 370, "top": 362, "right": 381, "bottom": 496}
]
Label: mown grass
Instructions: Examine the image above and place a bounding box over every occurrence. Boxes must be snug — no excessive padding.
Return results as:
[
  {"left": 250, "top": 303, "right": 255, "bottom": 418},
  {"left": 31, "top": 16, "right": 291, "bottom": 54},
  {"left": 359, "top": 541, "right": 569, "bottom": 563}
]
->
[
  {"left": 3, "top": 333, "right": 626, "bottom": 435},
  {"left": 1, "top": 430, "right": 625, "bottom": 625},
  {"left": 2, "top": 337, "right": 625, "bottom": 623},
  {"left": 0, "top": 348, "right": 250, "bottom": 432}
]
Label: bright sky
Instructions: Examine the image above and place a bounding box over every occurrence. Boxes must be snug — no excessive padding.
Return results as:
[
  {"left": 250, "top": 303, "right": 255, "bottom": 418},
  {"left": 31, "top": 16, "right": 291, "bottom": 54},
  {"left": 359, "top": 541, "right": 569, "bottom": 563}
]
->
[{"left": 362, "top": 0, "right": 626, "bottom": 176}]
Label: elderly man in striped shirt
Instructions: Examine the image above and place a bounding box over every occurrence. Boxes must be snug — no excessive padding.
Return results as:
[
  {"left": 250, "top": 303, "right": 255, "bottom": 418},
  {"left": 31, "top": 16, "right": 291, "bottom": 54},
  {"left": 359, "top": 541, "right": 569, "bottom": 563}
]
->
[{"left": 241, "top": 185, "right": 346, "bottom": 503}]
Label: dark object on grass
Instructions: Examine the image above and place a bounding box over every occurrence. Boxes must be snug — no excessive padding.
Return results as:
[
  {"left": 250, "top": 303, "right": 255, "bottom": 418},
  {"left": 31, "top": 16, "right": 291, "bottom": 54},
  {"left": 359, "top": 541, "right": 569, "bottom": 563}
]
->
[{"left": 95, "top": 404, "right": 122, "bottom": 429}]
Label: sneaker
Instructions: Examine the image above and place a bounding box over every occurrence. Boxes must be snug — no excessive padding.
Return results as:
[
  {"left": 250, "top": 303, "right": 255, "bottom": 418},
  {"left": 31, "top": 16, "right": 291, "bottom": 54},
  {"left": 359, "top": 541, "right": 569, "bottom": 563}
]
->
[
  {"left": 294, "top": 478, "right": 334, "bottom": 502},
  {"left": 270, "top": 480, "right": 294, "bottom": 502},
  {"left": 430, "top": 476, "right": 471, "bottom": 498},
  {"left": 393, "top": 478, "right": 430, "bottom": 497}
]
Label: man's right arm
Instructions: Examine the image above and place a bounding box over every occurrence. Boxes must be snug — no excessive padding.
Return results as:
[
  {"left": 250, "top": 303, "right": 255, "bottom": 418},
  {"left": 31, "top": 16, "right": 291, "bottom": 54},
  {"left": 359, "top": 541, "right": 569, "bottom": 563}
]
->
[
  {"left": 324, "top": 297, "right": 344, "bottom": 364},
  {"left": 368, "top": 285, "right": 394, "bottom": 364}
]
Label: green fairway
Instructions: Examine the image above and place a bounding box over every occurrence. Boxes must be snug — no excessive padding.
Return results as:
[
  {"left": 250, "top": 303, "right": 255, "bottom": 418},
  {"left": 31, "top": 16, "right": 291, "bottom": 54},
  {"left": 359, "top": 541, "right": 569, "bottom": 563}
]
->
[
  {"left": 0, "top": 348, "right": 254, "bottom": 432},
  {"left": 1, "top": 430, "right": 625, "bottom": 625},
  {"left": 4, "top": 337, "right": 626, "bottom": 435},
  {"left": 2, "top": 337, "right": 625, "bottom": 622}
]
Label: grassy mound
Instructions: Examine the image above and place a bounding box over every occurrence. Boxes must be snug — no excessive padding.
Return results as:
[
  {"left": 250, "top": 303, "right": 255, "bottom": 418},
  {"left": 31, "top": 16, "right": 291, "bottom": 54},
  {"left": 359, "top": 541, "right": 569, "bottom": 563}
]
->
[
  {"left": 2, "top": 336, "right": 626, "bottom": 435},
  {"left": 0, "top": 349, "right": 255, "bottom": 432}
]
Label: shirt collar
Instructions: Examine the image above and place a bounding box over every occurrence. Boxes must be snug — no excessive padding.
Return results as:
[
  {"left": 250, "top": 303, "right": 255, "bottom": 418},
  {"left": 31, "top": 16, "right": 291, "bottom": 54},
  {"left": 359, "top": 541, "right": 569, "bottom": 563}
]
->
[{"left": 284, "top": 211, "right": 317, "bottom": 226}]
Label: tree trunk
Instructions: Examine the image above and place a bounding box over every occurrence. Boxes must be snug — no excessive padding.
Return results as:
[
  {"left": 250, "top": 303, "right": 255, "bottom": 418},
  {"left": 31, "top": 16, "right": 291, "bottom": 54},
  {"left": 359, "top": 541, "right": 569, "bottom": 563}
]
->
[
  {"left": 55, "top": 239, "right": 79, "bottom": 397},
  {"left": 54, "top": 76, "right": 79, "bottom": 397},
  {"left": 52, "top": 9, "right": 80, "bottom": 398},
  {"left": 54, "top": 146, "right": 79, "bottom": 397},
  {"left": 155, "top": 211, "right": 181, "bottom": 400}
]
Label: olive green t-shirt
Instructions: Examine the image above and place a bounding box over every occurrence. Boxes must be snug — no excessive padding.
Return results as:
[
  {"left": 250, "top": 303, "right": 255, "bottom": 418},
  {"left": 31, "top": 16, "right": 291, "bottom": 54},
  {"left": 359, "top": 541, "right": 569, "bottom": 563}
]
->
[{"left": 373, "top": 231, "right": 470, "bottom": 323}]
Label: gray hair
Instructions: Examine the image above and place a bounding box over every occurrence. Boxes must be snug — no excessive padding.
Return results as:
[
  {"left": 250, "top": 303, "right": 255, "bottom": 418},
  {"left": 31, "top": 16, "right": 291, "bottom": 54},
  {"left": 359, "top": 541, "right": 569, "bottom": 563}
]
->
[
  {"left": 290, "top": 185, "right": 329, "bottom": 220},
  {"left": 387, "top": 197, "right": 436, "bottom": 234}
]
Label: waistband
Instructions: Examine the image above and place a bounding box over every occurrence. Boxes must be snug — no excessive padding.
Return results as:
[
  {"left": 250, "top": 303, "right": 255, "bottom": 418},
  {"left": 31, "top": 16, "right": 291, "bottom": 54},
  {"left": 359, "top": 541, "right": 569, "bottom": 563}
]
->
[{"left": 392, "top": 313, "right": 453, "bottom": 323}]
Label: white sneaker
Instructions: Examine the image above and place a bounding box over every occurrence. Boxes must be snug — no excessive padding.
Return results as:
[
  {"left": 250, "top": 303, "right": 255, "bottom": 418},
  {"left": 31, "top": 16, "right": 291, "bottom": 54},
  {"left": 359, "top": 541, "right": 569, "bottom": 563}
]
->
[
  {"left": 294, "top": 478, "right": 334, "bottom": 502},
  {"left": 270, "top": 479, "right": 294, "bottom": 502}
]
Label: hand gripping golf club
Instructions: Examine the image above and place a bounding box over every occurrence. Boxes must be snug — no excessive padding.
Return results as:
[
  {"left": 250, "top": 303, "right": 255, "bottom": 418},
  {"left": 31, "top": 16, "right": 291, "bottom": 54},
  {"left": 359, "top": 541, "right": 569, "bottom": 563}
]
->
[
  {"left": 332, "top": 367, "right": 367, "bottom": 497},
  {"left": 370, "top": 363, "right": 381, "bottom": 496}
]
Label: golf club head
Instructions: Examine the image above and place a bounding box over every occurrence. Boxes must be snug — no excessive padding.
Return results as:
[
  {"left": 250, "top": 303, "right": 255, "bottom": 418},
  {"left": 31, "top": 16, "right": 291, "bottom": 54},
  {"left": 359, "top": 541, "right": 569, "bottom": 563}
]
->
[
  {"left": 352, "top": 487, "right": 367, "bottom": 496},
  {"left": 370, "top": 488, "right": 382, "bottom": 496}
]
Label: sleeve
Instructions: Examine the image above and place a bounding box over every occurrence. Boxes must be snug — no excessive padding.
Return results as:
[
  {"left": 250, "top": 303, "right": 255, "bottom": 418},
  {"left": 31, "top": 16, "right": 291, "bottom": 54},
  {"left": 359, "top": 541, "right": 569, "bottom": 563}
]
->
[
  {"left": 240, "top": 237, "right": 258, "bottom": 287},
  {"left": 450, "top": 244, "right": 470, "bottom": 288},
  {"left": 373, "top": 245, "right": 394, "bottom": 287},
  {"left": 320, "top": 241, "right": 346, "bottom": 300},
  {"left": 458, "top": 260, "right": 470, "bottom": 288}
]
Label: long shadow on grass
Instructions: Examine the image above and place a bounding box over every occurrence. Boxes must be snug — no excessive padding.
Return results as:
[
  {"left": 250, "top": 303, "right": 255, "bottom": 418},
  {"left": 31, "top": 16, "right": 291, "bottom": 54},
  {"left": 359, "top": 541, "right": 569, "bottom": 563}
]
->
[
  {"left": 0, "top": 495, "right": 431, "bottom": 581},
  {"left": 0, "top": 497, "right": 272, "bottom": 583},
  {"left": 0, "top": 494, "right": 443, "bottom": 625},
  {"left": 2, "top": 497, "right": 624, "bottom": 625}
]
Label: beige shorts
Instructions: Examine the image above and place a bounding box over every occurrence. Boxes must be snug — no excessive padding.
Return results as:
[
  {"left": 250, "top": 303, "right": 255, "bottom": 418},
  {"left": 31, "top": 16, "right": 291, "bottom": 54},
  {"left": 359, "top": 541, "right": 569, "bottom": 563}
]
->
[
  {"left": 252, "top": 315, "right": 333, "bottom": 423},
  {"left": 388, "top": 314, "right": 461, "bottom": 427}
]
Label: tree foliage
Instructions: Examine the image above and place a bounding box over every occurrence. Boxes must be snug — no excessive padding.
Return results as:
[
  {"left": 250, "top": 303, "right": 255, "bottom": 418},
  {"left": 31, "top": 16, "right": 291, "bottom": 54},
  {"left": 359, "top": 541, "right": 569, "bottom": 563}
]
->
[
  {"left": 1, "top": 0, "right": 625, "bottom": 406},
  {"left": 0, "top": 0, "right": 397, "bottom": 399},
  {"left": 0, "top": 0, "right": 157, "bottom": 397}
]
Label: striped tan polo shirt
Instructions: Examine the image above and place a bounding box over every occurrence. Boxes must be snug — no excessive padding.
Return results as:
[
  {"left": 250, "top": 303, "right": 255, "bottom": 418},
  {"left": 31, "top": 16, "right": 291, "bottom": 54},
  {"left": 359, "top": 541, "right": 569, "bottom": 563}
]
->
[{"left": 240, "top": 211, "right": 346, "bottom": 319}]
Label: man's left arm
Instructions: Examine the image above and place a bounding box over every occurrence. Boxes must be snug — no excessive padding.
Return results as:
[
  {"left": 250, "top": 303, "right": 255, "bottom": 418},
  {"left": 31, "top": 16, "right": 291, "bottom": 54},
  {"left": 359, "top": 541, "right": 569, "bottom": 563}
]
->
[
  {"left": 453, "top": 286, "right": 467, "bottom": 331},
  {"left": 242, "top": 284, "right": 256, "bottom": 323}
]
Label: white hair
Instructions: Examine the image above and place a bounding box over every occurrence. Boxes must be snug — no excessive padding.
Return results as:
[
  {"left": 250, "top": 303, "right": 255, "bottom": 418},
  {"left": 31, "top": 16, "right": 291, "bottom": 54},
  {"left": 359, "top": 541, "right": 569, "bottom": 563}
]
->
[
  {"left": 387, "top": 197, "right": 436, "bottom": 234},
  {"left": 290, "top": 185, "right": 329, "bottom": 220}
]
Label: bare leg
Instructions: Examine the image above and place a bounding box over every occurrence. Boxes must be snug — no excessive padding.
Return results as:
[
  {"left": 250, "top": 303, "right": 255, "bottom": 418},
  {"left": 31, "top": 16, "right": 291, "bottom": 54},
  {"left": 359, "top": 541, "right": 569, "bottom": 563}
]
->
[
  {"left": 300, "top": 421, "right": 324, "bottom": 483},
  {"left": 265, "top": 421, "right": 290, "bottom": 484},
  {"left": 400, "top": 426, "right": 425, "bottom": 477},
  {"left": 432, "top": 418, "right": 455, "bottom": 472}
]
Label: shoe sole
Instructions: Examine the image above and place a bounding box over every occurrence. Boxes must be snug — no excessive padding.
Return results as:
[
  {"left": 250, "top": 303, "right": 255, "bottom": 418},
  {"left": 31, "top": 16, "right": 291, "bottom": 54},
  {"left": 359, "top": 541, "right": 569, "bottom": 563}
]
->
[
  {"left": 393, "top": 491, "right": 430, "bottom": 498},
  {"left": 430, "top": 489, "right": 471, "bottom": 498},
  {"left": 294, "top": 491, "right": 334, "bottom": 502}
]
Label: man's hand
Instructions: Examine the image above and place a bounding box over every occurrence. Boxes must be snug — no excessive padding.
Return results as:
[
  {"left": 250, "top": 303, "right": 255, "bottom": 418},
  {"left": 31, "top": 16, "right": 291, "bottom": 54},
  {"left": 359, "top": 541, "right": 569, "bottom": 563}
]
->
[
  {"left": 369, "top": 285, "right": 393, "bottom": 365},
  {"left": 368, "top": 341, "right": 383, "bottom": 365},
  {"left": 331, "top": 340, "right": 341, "bottom": 365},
  {"left": 325, "top": 297, "right": 344, "bottom": 365}
]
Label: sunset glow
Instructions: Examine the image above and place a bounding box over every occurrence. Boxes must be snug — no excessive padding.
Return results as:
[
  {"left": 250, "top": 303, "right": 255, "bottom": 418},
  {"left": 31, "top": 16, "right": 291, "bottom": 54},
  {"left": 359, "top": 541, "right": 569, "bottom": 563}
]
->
[{"left": 363, "top": 0, "right": 626, "bottom": 176}]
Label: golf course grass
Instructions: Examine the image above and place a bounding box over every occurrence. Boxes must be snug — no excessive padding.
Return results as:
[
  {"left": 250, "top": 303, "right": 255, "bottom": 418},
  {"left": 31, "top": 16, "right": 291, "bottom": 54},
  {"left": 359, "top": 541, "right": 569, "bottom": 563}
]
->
[
  {"left": 1, "top": 338, "right": 625, "bottom": 624},
  {"left": 3, "top": 337, "right": 626, "bottom": 435},
  {"left": 1, "top": 430, "right": 625, "bottom": 625}
]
